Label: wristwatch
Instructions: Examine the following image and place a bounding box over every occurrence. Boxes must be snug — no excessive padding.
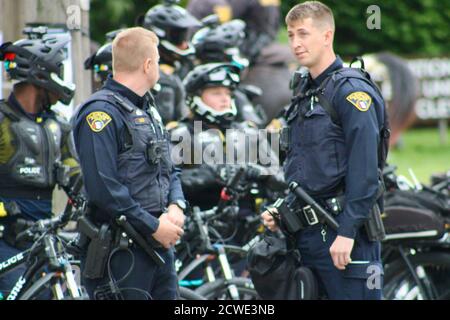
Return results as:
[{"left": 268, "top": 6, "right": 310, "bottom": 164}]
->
[{"left": 171, "top": 199, "right": 187, "bottom": 211}]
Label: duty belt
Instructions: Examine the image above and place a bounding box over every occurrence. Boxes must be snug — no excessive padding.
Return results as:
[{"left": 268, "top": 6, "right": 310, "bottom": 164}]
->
[
  {"left": 275, "top": 194, "right": 345, "bottom": 233},
  {"left": 300, "top": 195, "right": 344, "bottom": 227}
]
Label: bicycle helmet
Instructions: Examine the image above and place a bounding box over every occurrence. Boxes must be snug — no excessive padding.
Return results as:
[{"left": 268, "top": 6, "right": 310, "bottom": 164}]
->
[
  {"left": 183, "top": 63, "right": 240, "bottom": 126},
  {"left": 0, "top": 27, "right": 75, "bottom": 105},
  {"left": 192, "top": 19, "right": 249, "bottom": 70},
  {"left": 84, "top": 29, "right": 125, "bottom": 84},
  {"left": 143, "top": 0, "right": 201, "bottom": 65}
]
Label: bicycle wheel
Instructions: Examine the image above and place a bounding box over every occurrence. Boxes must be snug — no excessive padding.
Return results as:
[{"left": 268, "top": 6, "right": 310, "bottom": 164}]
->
[
  {"left": 19, "top": 272, "right": 60, "bottom": 300},
  {"left": 383, "top": 251, "right": 450, "bottom": 300},
  {"left": 19, "top": 270, "right": 86, "bottom": 300},
  {"left": 195, "top": 277, "right": 259, "bottom": 300}
]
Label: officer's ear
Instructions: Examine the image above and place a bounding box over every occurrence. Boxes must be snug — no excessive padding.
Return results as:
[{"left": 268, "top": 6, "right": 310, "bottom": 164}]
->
[
  {"left": 143, "top": 57, "right": 153, "bottom": 75},
  {"left": 323, "top": 29, "right": 334, "bottom": 47}
]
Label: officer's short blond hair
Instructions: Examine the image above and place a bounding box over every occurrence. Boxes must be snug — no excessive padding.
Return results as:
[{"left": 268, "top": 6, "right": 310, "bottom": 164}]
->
[
  {"left": 112, "top": 27, "right": 159, "bottom": 73},
  {"left": 285, "top": 1, "right": 335, "bottom": 31}
]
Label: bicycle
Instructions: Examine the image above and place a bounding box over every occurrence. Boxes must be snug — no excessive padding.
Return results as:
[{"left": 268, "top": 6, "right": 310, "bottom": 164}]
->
[
  {"left": 0, "top": 204, "right": 87, "bottom": 300},
  {"left": 381, "top": 165, "right": 450, "bottom": 300},
  {"left": 175, "top": 167, "right": 261, "bottom": 300}
]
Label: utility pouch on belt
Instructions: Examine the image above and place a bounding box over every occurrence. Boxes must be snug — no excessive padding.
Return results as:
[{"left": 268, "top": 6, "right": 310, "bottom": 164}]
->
[
  {"left": 364, "top": 204, "right": 386, "bottom": 242},
  {"left": 273, "top": 198, "right": 304, "bottom": 234},
  {"left": 364, "top": 178, "right": 386, "bottom": 242},
  {"left": 77, "top": 215, "right": 112, "bottom": 279}
]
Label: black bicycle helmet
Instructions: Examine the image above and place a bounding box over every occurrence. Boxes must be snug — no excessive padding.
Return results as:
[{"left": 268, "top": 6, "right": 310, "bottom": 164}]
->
[
  {"left": 84, "top": 42, "right": 112, "bottom": 84},
  {"left": 192, "top": 19, "right": 249, "bottom": 70},
  {"left": 0, "top": 28, "right": 75, "bottom": 105},
  {"left": 143, "top": 0, "right": 201, "bottom": 65},
  {"left": 184, "top": 63, "right": 240, "bottom": 125},
  {"left": 84, "top": 29, "right": 124, "bottom": 84}
]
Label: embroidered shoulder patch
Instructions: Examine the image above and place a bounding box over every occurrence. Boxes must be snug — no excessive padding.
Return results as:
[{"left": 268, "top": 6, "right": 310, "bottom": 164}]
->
[
  {"left": 346, "top": 91, "right": 372, "bottom": 112},
  {"left": 86, "top": 111, "right": 112, "bottom": 132}
]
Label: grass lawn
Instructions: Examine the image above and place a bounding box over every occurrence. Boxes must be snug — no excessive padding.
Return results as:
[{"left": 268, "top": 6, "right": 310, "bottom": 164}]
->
[{"left": 388, "top": 127, "right": 450, "bottom": 184}]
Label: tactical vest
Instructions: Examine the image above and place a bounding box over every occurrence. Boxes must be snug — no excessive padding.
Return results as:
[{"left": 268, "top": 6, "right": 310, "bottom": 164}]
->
[
  {"left": 289, "top": 65, "right": 390, "bottom": 171},
  {"left": 75, "top": 89, "right": 172, "bottom": 214},
  {"left": 0, "top": 100, "right": 63, "bottom": 190},
  {"left": 283, "top": 65, "right": 390, "bottom": 195},
  {"left": 154, "top": 68, "right": 187, "bottom": 124}
]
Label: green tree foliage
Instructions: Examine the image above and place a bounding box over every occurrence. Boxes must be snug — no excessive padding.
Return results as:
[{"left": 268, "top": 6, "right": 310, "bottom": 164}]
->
[{"left": 89, "top": 0, "right": 189, "bottom": 44}]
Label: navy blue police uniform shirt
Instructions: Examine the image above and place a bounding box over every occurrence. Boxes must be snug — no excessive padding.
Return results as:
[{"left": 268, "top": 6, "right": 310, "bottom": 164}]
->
[
  {"left": 73, "top": 77, "right": 185, "bottom": 236},
  {"left": 286, "top": 57, "right": 385, "bottom": 239}
]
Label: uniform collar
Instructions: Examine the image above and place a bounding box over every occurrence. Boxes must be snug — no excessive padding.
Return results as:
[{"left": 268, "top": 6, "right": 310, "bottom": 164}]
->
[
  {"left": 310, "top": 56, "right": 344, "bottom": 87},
  {"left": 104, "top": 76, "right": 145, "bottom": 109}
]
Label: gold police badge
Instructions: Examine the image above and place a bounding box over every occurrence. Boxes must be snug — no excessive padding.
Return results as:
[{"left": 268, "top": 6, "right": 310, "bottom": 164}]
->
[
  {"left": 86, "top": 111, "right": 112, "bottom": 132},
  {"left": 346, "top": 91, "right": 372, "bottom": 112}
]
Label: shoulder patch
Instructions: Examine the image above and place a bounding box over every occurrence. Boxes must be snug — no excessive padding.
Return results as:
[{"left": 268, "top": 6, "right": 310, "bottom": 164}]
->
[
  {"left": 346, "top": 91, "right": 372, "bottom": 112},
  {"left": 86, "top": 111, "right": 112, "bottom": 132}
]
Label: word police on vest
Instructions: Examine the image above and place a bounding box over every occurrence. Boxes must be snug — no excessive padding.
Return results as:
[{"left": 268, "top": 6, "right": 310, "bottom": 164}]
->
[{"left": 18, "top": 166, "right": 41, "bottom": 176}]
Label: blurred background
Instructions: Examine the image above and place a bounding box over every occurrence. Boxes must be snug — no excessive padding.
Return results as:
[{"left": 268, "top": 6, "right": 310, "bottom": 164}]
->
[{"left": 1, "top": 0, "right": 449, "bottom": 184}]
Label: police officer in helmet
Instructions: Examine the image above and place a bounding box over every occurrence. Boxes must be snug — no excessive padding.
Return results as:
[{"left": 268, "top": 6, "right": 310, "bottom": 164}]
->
[
  {"left": 170, "top": 62, "right": 283, "bottom": 215},
  {"left": 262, "top": 2, "right": 388, "bottom": 300},
  {"left": 73, "top": 27, "right": 186, "bottom": 300},
  {"left": 84, "top": 30, "right": 123, "bottom": 86},
  {"left": 142, "top": 0, "right": 201, "bottom": 124},
  {"left": 187, "top": 0, "right": 281, "bottom": 65},
  {"left": 191, "top": 18, "right": 267, "bottom": 127},
  {"left": 0, "top": 28, "right": 78, "bottom": 295}
]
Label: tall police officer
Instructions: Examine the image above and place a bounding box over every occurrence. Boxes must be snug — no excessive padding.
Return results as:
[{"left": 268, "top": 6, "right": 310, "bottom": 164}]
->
[
  {"left": 262, "top": 2, "right": 388, "bottom": 300},
  {"left": 0, "top": 29, "right": 78, "bottom": 295},
  {"left": 73, "top": 27, "right": 186, "bottom": 300}
]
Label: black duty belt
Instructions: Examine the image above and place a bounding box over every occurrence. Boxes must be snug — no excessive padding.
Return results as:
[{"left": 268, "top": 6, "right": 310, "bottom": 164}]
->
[
  {"left": 274, "top": 194, "right": 345, "bottom": 234},
  {"left": 294, "top": 194, "right": 345, "bottom": 228}
]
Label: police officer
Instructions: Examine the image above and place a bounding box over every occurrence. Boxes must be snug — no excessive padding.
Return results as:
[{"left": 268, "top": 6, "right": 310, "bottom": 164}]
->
[
  {"left": 143, "top": 0, "right": 201, "bottom": 124},
  {"left": 170, "top": 62, "right": 284, "bottom": 212},
  {"left": 191, "top": 19, "right": 266, "bottom": 127},
  {"left": 187, "top": 0, "right": 280, "bottom": 65},
  {"left": 262, "top": 2, "right": 387, "bottom": 300},
  {"left": 84, "top": 29, "right": 123, "bottom": 86},
  {"left": 0, "top": 29, "right": 78, "bottom": 295},
  {"left": 73, "top": 27, "right": 186, "bottom": 300}
]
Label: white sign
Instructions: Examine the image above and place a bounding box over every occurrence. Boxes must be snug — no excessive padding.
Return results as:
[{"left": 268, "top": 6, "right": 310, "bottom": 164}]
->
[{"left": 408, "top": 58, "right": 450, "bottom": 120}]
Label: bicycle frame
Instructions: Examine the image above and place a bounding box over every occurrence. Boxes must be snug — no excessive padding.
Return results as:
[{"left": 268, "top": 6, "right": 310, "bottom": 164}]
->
[{"left": 0, "top": 234, "right": 82, "bottom": 300}]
